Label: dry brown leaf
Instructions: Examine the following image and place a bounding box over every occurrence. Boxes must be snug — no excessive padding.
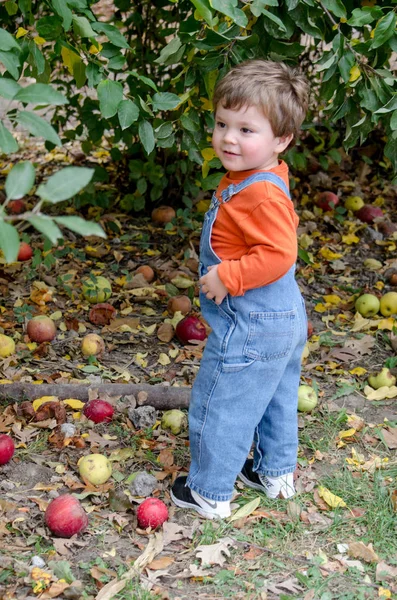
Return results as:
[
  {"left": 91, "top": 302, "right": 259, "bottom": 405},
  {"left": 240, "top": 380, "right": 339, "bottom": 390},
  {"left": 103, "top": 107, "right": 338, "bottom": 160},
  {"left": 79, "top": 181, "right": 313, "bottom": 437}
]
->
[
  {"left": 376, "top": 560, "right": 397, "bottom": 581},
  {"left": 380, "top": 427, "right": 397, "bottom": 449},
  {"left": 196, "top": 537, "right": 235, "bottom": 566},
  {"left": 348, "top": 541, "right": 379, "bottom": 563},
  {"left": 147, "top": 556, "right": 174, "bottom": 570}
]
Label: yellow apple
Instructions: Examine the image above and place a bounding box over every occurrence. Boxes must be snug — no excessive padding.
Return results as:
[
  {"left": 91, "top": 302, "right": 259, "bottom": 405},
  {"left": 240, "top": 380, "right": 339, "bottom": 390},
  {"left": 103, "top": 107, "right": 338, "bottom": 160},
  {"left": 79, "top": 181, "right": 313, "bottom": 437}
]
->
[
  {"left": 81, "top": 333, "right": 105, "bottom": 357},
  {"left": 0, "top": 334, "right": 15, "bottom": 358},
  {"left": 79, "top": 454, "right": 112, "bottom": 486},
  {"left": 344, "top": 196, "right": 365, "bottom": 211},
  {"left": 368, "top": 367, "right": 396, "bottom": 389},
  {"left": 354, "top": 293, "right": 380, "bottom": 317},
  {"left": 297, "top": 385, "right": 318, "bottom": 412},
  {"left": 379, "top": 292, "right": 397, "bottom": 317}
]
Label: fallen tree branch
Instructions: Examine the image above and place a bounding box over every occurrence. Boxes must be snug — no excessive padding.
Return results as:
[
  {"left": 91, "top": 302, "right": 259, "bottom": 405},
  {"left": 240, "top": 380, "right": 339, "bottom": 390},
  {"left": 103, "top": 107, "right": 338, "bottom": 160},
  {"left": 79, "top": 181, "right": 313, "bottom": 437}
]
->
[{"left": 0, "top": 382, "right": 190, "bottom": 409}]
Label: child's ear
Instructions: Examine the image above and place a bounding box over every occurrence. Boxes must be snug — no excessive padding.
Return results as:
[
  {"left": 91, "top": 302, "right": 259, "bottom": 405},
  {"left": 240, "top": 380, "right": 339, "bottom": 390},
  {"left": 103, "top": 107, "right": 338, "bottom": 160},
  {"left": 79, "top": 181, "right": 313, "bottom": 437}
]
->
[{"left": 276, "top": 133, "right": 294, "bottom": 152}]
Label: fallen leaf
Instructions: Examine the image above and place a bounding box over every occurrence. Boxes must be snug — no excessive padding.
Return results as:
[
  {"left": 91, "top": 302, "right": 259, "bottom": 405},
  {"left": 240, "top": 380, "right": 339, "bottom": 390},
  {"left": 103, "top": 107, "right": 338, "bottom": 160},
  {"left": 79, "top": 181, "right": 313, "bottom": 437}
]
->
[
  {"left": 348, "top": 541, "right": 379, "bottom": 563},
  {"left": 196, "top": 537, "right": 235, "bottom": 566},
  {"left": 317, "top": 486, "right": 347, "bottom": 509}
]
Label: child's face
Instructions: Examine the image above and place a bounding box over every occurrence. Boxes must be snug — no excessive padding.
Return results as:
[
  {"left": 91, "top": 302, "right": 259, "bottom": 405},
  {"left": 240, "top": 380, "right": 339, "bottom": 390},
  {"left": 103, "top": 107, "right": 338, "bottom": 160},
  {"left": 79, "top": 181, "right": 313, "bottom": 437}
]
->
[{"left": 212, "top": 103, "right": 292, "bottom": 172}]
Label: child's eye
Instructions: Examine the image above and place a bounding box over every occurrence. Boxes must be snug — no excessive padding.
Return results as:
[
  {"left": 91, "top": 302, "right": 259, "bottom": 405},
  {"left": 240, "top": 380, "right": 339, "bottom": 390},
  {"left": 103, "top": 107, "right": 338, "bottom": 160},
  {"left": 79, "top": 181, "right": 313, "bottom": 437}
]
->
[
  {"left": 216, "top": 121, "right": 226, "bottom": 128},
  {"left": 241, "top": 127, "right": 253, "bottom": 134}
]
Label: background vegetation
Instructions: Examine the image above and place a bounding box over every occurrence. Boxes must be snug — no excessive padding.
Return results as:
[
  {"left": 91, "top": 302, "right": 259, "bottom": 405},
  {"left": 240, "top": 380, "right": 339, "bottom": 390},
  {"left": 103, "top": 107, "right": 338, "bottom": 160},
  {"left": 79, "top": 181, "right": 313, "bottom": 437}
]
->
[{"left": 0, "top": 0, "right": 396, "bottom": 259}]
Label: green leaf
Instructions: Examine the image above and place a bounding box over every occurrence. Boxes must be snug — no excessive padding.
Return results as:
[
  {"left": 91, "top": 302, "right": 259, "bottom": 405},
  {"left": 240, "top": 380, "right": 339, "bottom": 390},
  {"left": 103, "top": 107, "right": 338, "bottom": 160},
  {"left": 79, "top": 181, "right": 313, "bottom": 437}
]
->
[
  {"left": 384, "top": 137, "right": 397, "bottom": 171},
  {"left": 14, "top": 83, "right": 67, "bottom": 106},
  {"left": 321, "top": 0, "right": 346, "bottom": 19},
  {"left": 0, "top": 122, "right": 18, "bottom": 154},
  {"left": 5, "top": 1, "right": 18, "bottom": 16},
  {"left": 118, "top": 99, "right": 139, "bottom": 130},
  {"left": 27, "top": 216, "right": 63, "bottom": 244},
  {"left": 298, "top": 248, "right": 313, "bottom": 264},
  {"left": 211, "top": 0, "right": 248, "bottom": 27},
  {"left": 201, "top": 172, "right": 223, "bottom": 191},
  {"left": 260, "top": 8, "right": 287, "bottom": 32},
  {"left": 189, "top": 0, "right": 215, "bottom": 26},
  {"left": 54, "top": 216, "right": 106, "bottom": 238},
  {"left": 5, "top": 161, "right": 35, "bottom": 200},
  {"left": 229, "top": 497, "right": 261, "bottom": 523},
  {"left": 347, "top": 7, "right": 382, "bottom": 27},
  {"left": 152, "top": 92, "right": 181, "bottom": 111},
  {"left": 154, "top": 37, "right": 182, "bottom": 65},
  {"left": 72, "top": 15, "right": 96, "bottom": 38},
  {"left": 371, "top": 12, "right": 396, "bottom": 50},
  {"left": 0, "top": 50, "right": 21, "bottom": 79},
  {"left": 16, "top": 111, "right": 62, "bottom": 146},
  {"left": 374, "top": 95, "right": 397, "bottom": 114},
  {"left": 138, "top": 120, "right": 155, "bottom": 155},
  {"left": 0, "top": 220, "right": 19, "bottom": 263},
  {"left": 91, "top": 22, "right": 130, "bottom": 49},
  {"left": 28, "top": 41, "right": 45, "bottom": 76},
  {"left": 37, "top": 16, "right": 63, "bottom": 40},
  {"left": 0, "top": 77, "right": 21, "bottom": 100},
  {"left": 52, "top": 0, "right": 73, "bottom": 30},
  {"left": 127, "top": 70, "right": 158, "bottom": 92},
  {"left": 97, "top": 79, "right": 123, "bottom": 118},
  {"left": 0, "top": 29, "right": 20, "bottom": 52},
  {"left": 36, "top": 167, "right": 94, "bottom": 203}
]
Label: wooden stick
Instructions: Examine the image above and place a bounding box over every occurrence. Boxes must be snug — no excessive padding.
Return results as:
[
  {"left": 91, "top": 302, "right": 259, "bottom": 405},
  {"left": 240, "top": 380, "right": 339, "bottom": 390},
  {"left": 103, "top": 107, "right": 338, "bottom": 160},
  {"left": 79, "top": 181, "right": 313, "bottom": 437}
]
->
[{"left": 0, "top": 383, "right": 190, "bottom": 409}]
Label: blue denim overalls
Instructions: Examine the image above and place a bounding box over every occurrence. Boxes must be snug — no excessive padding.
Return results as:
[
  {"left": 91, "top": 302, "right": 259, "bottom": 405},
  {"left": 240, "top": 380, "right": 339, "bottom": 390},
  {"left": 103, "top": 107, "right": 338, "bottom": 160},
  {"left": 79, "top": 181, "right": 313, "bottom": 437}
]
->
[{"left": 186, "top": 172, "right": 308, "bottom": 502}]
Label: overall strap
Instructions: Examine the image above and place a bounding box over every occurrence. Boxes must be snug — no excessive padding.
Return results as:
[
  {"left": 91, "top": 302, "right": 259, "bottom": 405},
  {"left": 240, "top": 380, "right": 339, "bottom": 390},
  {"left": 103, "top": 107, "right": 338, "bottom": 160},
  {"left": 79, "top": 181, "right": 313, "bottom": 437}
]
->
[{"left": 220, "top": 172, "right": 291, "bottom": 203}]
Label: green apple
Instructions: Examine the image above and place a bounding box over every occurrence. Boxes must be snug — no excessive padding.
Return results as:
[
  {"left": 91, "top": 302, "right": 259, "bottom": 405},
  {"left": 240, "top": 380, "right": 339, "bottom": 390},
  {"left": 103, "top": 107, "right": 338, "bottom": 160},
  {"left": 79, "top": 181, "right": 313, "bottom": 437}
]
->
[
  {"left": 82, "top": 276, "right": 112, "bottom": 304},
  {"left": 297, "top": 384, "right": 318, "bottom": 412},
  {"left": 344, "top": 196, "right": 365, "bottom": 211},
  {"left": 354, "top": 293, "right": 380, "bottom": 317},
  {"left": 379, "top": 292, "right": 397, "bottom": 317},
  {"left": 368, "top": 367, "right": 396, "bottom": 389},
  {"left": 161, "top": 409, "right": 187, "bottom": 434}
]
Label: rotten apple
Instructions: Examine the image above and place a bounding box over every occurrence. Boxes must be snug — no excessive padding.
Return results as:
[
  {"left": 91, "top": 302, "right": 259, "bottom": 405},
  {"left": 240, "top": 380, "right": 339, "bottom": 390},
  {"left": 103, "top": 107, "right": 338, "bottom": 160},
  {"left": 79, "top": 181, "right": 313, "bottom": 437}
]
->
[{"left": 27, "top": 315, "right": 57, "bottom": 343}]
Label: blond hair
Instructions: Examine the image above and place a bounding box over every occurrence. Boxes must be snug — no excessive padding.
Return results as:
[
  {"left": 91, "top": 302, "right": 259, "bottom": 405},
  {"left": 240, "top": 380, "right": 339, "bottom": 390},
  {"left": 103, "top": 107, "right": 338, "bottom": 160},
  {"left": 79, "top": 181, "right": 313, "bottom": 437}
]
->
[{"left": 213, "top": 60, "right": 309, "bottom": 141}]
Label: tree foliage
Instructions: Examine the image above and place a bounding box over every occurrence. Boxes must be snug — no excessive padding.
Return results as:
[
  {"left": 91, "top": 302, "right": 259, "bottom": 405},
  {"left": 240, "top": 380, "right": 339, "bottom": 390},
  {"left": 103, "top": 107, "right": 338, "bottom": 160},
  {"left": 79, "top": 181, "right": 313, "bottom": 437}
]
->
[{"left": 0, "top": 0, "right": 396, "bottom": 256}]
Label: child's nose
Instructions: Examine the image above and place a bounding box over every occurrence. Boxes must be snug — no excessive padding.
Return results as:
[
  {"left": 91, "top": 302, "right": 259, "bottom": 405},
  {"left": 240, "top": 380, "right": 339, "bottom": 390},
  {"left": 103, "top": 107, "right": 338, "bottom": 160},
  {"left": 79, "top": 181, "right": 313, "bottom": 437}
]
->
[{"left": 223, "top": 129, "right": 237, "bottom": 143}]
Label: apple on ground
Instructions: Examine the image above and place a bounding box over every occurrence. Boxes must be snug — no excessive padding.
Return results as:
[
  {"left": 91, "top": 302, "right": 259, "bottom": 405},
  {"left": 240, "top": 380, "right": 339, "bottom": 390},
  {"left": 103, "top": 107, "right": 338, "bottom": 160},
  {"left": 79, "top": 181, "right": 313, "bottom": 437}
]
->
[
  {"left": 167, "top": 295, "right": 192, "bottom": 316},
  {"left": 78, "top": 453, "right": 112, "bottom": 485},
  {"left": 83, "top": 399, "right": 114, "bottom": 423},
  {"left": 354, "top": 293, "right": 380, "bottom": 317},
  {"left": 0, "top": 333, "right": 15, "bottom": 358},
  {"left": 18, "top": 242, "right": 33, "bottom": 261},
  {"left": 297, "top": 384, "right": 318, "bottom": 412},
  {"left": 356, "top": 205, "right": 383, "bottom": 224},
  {"left": 137, "top": 497, "right": 169, "bottom": 529},
  {"left": 368, "top": 367, "right": 396, "bottom": 390},
  {"left": 136, "top": 265, "right": 155, "bottom": 282},
  {"left": 27, "top": 315, "right": 57, "bottom": 343},
  {"left": 0, "top": 434, "right": 15, "bottom": 465},
  {"left": 175, "top": 315, "right": 207, "bottom": 345},
  {"left": 379, "top": 292, "right": 397, "bottom": 317},
  {"left": 81, "top": 333, "right": 105, "bottom": 357},
  {"left": 344, "top": 196, "right": 364, "bottom": 212},
  {"left": 316, "top": 191, "right": 339, "bottom": 211},
  {"left": 45, "top": 494, "right": 88, "bottom": 538},
  {"left": 151, "top": 206, "right": 175, "bottom": 225},
  {"left": 82, "top": 276, "right": 112, "bottom": 304},
  {"left": 161, "top": 409, "right": 187, "bottom": 435},
  {"left": 7, "top": 199, "right": 25, "bottom": 214}
]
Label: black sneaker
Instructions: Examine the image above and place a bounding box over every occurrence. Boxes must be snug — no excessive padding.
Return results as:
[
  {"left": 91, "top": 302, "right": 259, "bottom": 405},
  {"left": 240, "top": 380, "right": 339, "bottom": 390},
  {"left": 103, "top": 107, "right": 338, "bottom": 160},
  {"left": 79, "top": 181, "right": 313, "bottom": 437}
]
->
[
  {"left": 171, "top": 476, "right": 231, "bottom": 519},
  {"left": 238, "top": 459, "right": 295, "bottom": 499}
]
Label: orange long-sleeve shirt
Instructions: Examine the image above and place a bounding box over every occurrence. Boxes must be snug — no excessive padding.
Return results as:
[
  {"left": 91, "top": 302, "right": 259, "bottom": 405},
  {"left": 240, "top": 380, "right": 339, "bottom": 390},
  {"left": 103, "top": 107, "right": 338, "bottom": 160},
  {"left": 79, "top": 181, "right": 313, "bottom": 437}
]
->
[{"left": 211, "top": 161, "right": 299, "bottom": 297}]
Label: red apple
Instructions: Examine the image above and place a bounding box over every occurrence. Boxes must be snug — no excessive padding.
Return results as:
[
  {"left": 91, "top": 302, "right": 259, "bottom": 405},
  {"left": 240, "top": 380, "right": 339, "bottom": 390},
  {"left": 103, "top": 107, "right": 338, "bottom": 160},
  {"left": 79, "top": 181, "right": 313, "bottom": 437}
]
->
[
  {"left": 27, "top": 315, "right": 57, "bottom": 343},
  {"left": 18, "top": 242, "right": 33, "bottom": 261},
  {"left": 45, "top": 494, "right": 88, "bottom": 538},
  {"left": 137, "top": 497, "right": 168, "bottom": 529},
  {"left": 356, "top": 205, "right": 384, "bottom": 224},
  {"left": 316, "top": 191, "right": 339, "bottom": 211},
  {"left": 175, "top": 315, "right": 207, "bottom": 345},
  {"left": 0, "top": 434, "right": 15, "bottom": 465},
  {"left": 7, "top": 199, "right": 26, "bottom": 214},
  {"left": 83, "top": 399, "right": 114, "bottom": 424}
]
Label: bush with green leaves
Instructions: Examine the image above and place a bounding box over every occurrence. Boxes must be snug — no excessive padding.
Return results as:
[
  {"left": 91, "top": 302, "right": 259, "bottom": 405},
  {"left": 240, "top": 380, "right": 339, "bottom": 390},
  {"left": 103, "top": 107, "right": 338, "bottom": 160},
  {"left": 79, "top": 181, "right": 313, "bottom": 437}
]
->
[{"left": 0, "top": 0, "right": 396, "bottom": 242}]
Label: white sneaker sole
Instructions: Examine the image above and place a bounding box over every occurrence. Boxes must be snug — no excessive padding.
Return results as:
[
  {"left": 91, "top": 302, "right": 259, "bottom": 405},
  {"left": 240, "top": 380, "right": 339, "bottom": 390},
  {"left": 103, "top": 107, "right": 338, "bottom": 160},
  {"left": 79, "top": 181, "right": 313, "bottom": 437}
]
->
[{"left": 170, "top": 490, "right": 231, "bottom": 520}]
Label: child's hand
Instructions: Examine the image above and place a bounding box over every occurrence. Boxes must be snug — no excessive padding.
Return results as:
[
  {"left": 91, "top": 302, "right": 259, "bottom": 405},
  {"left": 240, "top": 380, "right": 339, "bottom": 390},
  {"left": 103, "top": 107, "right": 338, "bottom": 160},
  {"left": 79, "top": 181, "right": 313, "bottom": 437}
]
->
[{"left": 199, "top": 265, "right": 228, "bottom": 305}]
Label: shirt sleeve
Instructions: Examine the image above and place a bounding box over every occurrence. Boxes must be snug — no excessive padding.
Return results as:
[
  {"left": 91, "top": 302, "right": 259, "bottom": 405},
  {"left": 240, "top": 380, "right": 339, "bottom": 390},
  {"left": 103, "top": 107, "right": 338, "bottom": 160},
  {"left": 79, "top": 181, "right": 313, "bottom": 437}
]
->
[{"left": 217, "top": 199, "right": 298, "bottom": 296}]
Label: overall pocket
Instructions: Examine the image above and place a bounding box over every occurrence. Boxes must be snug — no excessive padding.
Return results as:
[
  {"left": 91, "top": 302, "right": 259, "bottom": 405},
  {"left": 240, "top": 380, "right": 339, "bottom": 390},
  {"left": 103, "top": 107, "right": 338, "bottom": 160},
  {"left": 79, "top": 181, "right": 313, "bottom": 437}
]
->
[{"left": 244, "top": 310, "right": 296, "bottom": 361}]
